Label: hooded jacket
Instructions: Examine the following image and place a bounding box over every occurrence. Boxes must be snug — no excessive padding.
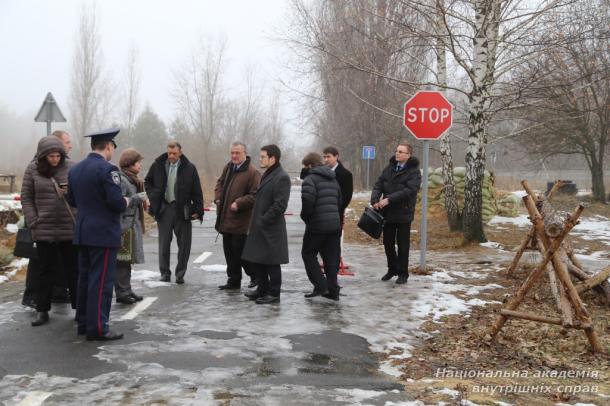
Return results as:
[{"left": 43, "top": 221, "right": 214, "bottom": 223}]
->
[
  {"left": 300, "top": 165, "right": 342, "bottom": 233},
  {"left": 21, "top": 136, "right": 75, "bottom": 241},
  {"left": 371, "top": 156, "right": 421, "bottom": 223}
]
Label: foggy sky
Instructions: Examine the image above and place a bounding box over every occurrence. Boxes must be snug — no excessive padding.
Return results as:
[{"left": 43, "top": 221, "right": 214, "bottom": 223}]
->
[{"left": 0, "top": 0, "right": 290, "bottom": 124}]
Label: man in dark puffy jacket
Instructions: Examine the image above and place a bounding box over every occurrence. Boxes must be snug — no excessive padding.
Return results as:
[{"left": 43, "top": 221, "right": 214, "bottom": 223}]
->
[
  {"left": 371, "top": 141, "right": 421, "bottom": 284},
  {"left": 300, "top": 152, "right": 342, "bottom": 300}
]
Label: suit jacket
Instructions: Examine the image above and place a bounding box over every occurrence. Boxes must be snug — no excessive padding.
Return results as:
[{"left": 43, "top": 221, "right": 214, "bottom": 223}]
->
[
  {"left": 241, "top": 164, "right": 291, "bottom": 265},
  {"left": 67, "top": 153, "right": 127, "bottom": 247},
  {"left": 144, "top": 153, "right": 204, "bottom": 222}
]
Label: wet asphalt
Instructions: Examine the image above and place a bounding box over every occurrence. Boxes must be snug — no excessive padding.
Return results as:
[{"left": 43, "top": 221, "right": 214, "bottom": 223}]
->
[{"left": 0, "top": 187, "right": 418, "bottom": 405}]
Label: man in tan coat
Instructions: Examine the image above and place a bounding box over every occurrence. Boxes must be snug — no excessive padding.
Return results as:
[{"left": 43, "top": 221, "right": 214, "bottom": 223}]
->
[{"left": 215, "top": 142, "right": 261, "bottom": 290}]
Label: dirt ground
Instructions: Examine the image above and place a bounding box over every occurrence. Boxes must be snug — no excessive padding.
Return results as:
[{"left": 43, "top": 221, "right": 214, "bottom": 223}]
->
[{"left": 345, "top": 192, "right": 610, "bottom": 405}]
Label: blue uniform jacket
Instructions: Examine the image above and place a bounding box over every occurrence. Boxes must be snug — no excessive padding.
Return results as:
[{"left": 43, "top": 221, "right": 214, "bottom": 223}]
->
[{"left": 67, "top": 153, "right": 127, "bottom": 248}]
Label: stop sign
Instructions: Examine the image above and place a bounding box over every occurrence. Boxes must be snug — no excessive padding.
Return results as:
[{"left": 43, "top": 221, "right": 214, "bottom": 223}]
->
[{"left": 403, "top": 91, "right": 453, "bottom": 140}]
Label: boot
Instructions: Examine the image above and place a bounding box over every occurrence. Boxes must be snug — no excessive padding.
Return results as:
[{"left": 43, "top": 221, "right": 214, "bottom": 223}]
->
[{"left": 31, "top": 312, "right": 49, "bottom": 326}]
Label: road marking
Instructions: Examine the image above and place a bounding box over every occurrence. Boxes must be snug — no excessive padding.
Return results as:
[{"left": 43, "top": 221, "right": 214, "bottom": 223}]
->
[
  {"left": 16, "top": 392, "right": 52, "bottom": 406},
  {"left": 193, "top": 251, "right": 212, "bottom": 264},
  {"left": 120, "top": 297, "right": 157, "bottom": 321}
]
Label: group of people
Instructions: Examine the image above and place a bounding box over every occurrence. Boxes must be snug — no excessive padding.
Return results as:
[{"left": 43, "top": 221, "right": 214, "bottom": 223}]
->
[{"left": 20, "top": 127, "right": 421, "bottom": 341}]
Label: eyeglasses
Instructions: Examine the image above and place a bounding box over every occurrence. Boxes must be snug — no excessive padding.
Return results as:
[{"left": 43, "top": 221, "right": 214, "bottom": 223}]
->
[{"left": 395, "top": 150, "right": 409, "bottom": 154}]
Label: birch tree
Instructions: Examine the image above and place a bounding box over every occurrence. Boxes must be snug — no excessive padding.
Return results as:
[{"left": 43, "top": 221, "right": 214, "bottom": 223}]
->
[{"left": 122, "top": 45, "right": 141, "bottom": 146}]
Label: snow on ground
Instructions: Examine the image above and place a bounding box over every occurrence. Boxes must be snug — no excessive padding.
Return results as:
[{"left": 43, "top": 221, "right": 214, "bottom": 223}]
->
[
  {"left": 572, "top": 215, "right": 610, "bottom": 244},
  {"left": 0, "top": 195, "right": 21, "bottom": 211},
  {"left": 0, "top": 258, "right": 28, "bottom": 285},
  {"left": 4, "top": 224, "right": 18, "bottom": 233},
  {"left": 488, "top": 214, "right": 530, "bottom": 227}
]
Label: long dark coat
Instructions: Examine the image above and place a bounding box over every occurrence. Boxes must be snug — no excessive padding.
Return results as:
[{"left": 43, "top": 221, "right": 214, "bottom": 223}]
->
[{"left": 241, "top": 165, "right": 291, "bottom": 265}]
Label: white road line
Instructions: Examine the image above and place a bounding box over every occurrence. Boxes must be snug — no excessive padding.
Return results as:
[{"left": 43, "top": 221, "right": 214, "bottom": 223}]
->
[
  {"left": 193, "top": 251, "right": 212, "bottom": 264},
  {"left": 16, "top": 391, "right": 52, "bottom": 406},
  {"left": 120, "top": 297, "right": 157, "bottom": 321}
]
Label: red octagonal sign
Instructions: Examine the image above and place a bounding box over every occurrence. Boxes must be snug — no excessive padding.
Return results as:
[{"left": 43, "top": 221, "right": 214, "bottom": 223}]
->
[{"left": 403, "top": 91, "right": 453, "bottom": 140}]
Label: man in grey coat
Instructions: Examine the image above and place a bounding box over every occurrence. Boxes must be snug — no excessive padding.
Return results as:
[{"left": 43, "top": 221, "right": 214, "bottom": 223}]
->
[{"left": 242, "top": 144, "right": 291, "bottom": 305}]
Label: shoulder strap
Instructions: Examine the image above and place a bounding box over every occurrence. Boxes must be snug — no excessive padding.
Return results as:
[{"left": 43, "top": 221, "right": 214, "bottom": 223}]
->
[{"left": 51, "top": 177, "right": 76, "bottom": 225}]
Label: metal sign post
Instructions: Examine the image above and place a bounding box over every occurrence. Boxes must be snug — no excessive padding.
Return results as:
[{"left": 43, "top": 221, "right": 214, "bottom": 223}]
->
[
  {"left": 362, "top": 145, "right": 376, "bottom": 190},
  {"left": 402, "top": 91, "right": 454, "bottom": 272},
  {"left": 419, "top": 141, "right": 430, "bottom": 271},
  {"left": 34, "top": 92, "right": 66, "bottom": 136}
]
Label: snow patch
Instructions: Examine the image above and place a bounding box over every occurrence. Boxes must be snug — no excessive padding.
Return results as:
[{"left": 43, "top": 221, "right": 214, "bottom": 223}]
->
[
  {"left": 200, "top": 264, "right": 226, "bottom": 272},
  {"left": 488, "top": 215, "right": 530, "bottom": 227},
  {"left": 5, "top": 223, "right": 18, "bottom": 233}
]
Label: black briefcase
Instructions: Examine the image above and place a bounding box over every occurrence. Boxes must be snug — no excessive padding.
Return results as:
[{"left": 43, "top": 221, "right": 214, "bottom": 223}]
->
[
  {"left": 357, "top": 206, "right": 385, "bottom": 239},
  {"left": 13, "top": 227, "right": 38, "bottom": 259}
]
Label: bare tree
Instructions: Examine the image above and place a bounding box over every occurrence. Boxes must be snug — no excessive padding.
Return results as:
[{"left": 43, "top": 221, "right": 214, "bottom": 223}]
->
[
  {"left": 515, "top": 0, "right": 609, "bottom": 202},
  {"left": 122, "top": 45, "right": 141, "bottom": 145},
  {"left": 69, "top": 3, "right": 114, "bottom": 153},
  {"left": 173, "top": 35, "right": 228, "bottom": 175}
]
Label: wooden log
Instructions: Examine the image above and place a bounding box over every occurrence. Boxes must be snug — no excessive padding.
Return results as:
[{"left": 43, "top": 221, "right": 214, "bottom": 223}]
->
[
  {"left": 500, "top": 309, "right": 563, "bottom": 326},
  {"left": 506, "top": 226, "right": 536, "bottom": 276},
  {"left": 576, "top": 266, "right": 610, "bottom": 294},
  {"left": 547, "top": 180, "right": 564, "bottom": 201},
  {"left": 521, "top": 186, "right": 606, "bottom": 353},
  {"left": 540, "top": 201, "right": 564, "bottom": 238},
  {"left": 569, "top": 263, "right": 610, "bottom": 304},
  {"left": 489, "top": 196, "right": 584, "bottom": 339},
  {"left": 536, "top": 238, "right": 574, "bottom": 327}
]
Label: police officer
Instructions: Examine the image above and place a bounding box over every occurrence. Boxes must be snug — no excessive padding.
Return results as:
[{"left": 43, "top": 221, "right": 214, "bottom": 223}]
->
[{"left": 67, "top": 128, "right": 141, "bottom": 340}]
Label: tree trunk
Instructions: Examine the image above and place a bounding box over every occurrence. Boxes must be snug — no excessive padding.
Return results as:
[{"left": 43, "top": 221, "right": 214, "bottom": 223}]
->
[
  {"left": 437, "top": 0, "right": 461, "bottom": 231},
  {"left": 590, "top": 158, "right": 606, "bottom": 203}
]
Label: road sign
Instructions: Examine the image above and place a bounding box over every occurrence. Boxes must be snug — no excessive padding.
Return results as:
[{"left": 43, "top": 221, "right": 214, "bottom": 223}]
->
[
  {"left": 403, "top": 91, "right": 453, "bottom": 140},
  {"left": 34, "top": 92, "right": 66, "bottom": 136},
  {"left": 362, "top": 145, "right": 376, "bottom": 160}
]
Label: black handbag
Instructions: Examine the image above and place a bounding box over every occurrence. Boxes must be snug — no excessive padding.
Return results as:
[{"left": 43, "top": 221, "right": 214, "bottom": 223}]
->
[
  {"left": 14, "top": 225, "right": 38, "bottom": 259},
  {"left": 357, "top": 206, "right": 385, "bottom": 239}
]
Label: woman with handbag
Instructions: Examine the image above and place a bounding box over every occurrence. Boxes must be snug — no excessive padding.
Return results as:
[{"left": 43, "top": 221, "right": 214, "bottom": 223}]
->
[
  {"left": 115, "top": 148, "right": 147, "bottom": 305},
  {"left": 21, "top": 136, "right": 78, "bottom": 326}
]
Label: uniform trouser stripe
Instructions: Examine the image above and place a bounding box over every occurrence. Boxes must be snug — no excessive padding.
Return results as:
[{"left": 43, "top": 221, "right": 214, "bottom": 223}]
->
[{"left": 97, "top": 248, "right": 110, "bottom": 336}]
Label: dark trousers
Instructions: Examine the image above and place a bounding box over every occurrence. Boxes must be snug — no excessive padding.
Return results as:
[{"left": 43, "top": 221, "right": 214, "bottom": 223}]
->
[
  {"left": 23, "top": 258, "right": 40, "bottom": 303},
  {"left": 114, "top": 261, "right": 132, "bottom": 299},
  {"left": 251, "top": 263, "right": 282, "bottom": 297},
  {"left": 76, "top": 246, "right": 117, "bottom": 337},
  {"left": 302, "top": 230, "right": 340, "bottom": 294},
  {"left": 222, "top": 233, "right": 253, "bottom": 286},
  {"left": 35, "top": 241, "right": 78, "bottom": 312},
  {"left": 383, "top": 222, "right": 412, "bottom": 276},
  {"left": 158, "top": 203, "right": 192, "bottom": 279}
]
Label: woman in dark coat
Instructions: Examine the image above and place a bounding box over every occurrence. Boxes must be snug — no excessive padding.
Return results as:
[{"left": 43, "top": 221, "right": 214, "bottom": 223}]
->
[
  {"left": 21, "top": 136, "right": 78, "bottom": 326},
  {"left": 115, "top": 149, "right": 147, "bottom": 304}
]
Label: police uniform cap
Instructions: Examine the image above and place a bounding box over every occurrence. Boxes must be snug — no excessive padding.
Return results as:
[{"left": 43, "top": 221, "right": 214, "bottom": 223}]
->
[{"left": 85, "top": 128, "right": 120, "bottom": 143}]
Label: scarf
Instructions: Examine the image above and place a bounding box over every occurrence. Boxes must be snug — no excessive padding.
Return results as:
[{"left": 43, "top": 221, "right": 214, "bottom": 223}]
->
[{"left": 121, "top": 166, "right": 146, "bottom": 233}]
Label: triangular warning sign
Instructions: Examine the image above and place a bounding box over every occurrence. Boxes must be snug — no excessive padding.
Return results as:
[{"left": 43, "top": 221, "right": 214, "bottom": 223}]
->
[{"left": 34, "top": 92, "right": 66, "bottom": 123}]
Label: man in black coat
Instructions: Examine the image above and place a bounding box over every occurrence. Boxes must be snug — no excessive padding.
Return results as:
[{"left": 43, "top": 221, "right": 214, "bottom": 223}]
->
[
  {"left": 371, "top": 141, "right": 421, "bottom": 284},
  {"left": 300, "top": 153, "right": 343, "bottom": 300},
  {"left": 144, "top": 140, "right": 204, "bottom": 284},
  {"left": 242, "top": 145, "right": 291, "bottom": 305},
  {"left": 322, "top": 147, "right": 353, "bottom": 222}
]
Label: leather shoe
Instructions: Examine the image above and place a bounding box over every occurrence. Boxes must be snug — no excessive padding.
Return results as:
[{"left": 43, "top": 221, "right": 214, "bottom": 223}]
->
[
  {"left": 159, "top": 274, "right": 170, "bottom": 282},
  {"left": 86, "top": 331, "right": 124, "bottom": 341},
  {"left": 247, "top": 280, "right": 258, "bottom": 288},
  {"left": 31, "top": 312, "right": 49, "bottom": 326},
  {"left": 322, "top": 291, "right": 340, "bottom": 301},
  {"left": 218, "top": 284, "right": 240, "bottom": 290},
  {"left": 255, "top": 295, "right": 280, "bottom": 304},
  {"left": 130, "top": 292, "right": 143, "bottom": 301},
  {"left": 117, "top": 295, "right": 137, "bottom": 305},
  {"left": 304, "top": 290, "right": 328, "bottom": 298},
  {"left": 396, "top": 274, "right": 409, "bottom": 284},
  {"left": 176, "top": 278, "right": 185, "bottom": 285},
  {"left": 381, "top": 272, "right": 396, "bottom": 281},
  {"left": 244, "top": 290, "right": 263, "bottom": 300}
]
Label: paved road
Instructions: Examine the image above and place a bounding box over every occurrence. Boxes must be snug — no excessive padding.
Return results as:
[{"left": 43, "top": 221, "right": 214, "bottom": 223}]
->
[{"left": 0, "top": 186, "right": 426, "bottom": 405}]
